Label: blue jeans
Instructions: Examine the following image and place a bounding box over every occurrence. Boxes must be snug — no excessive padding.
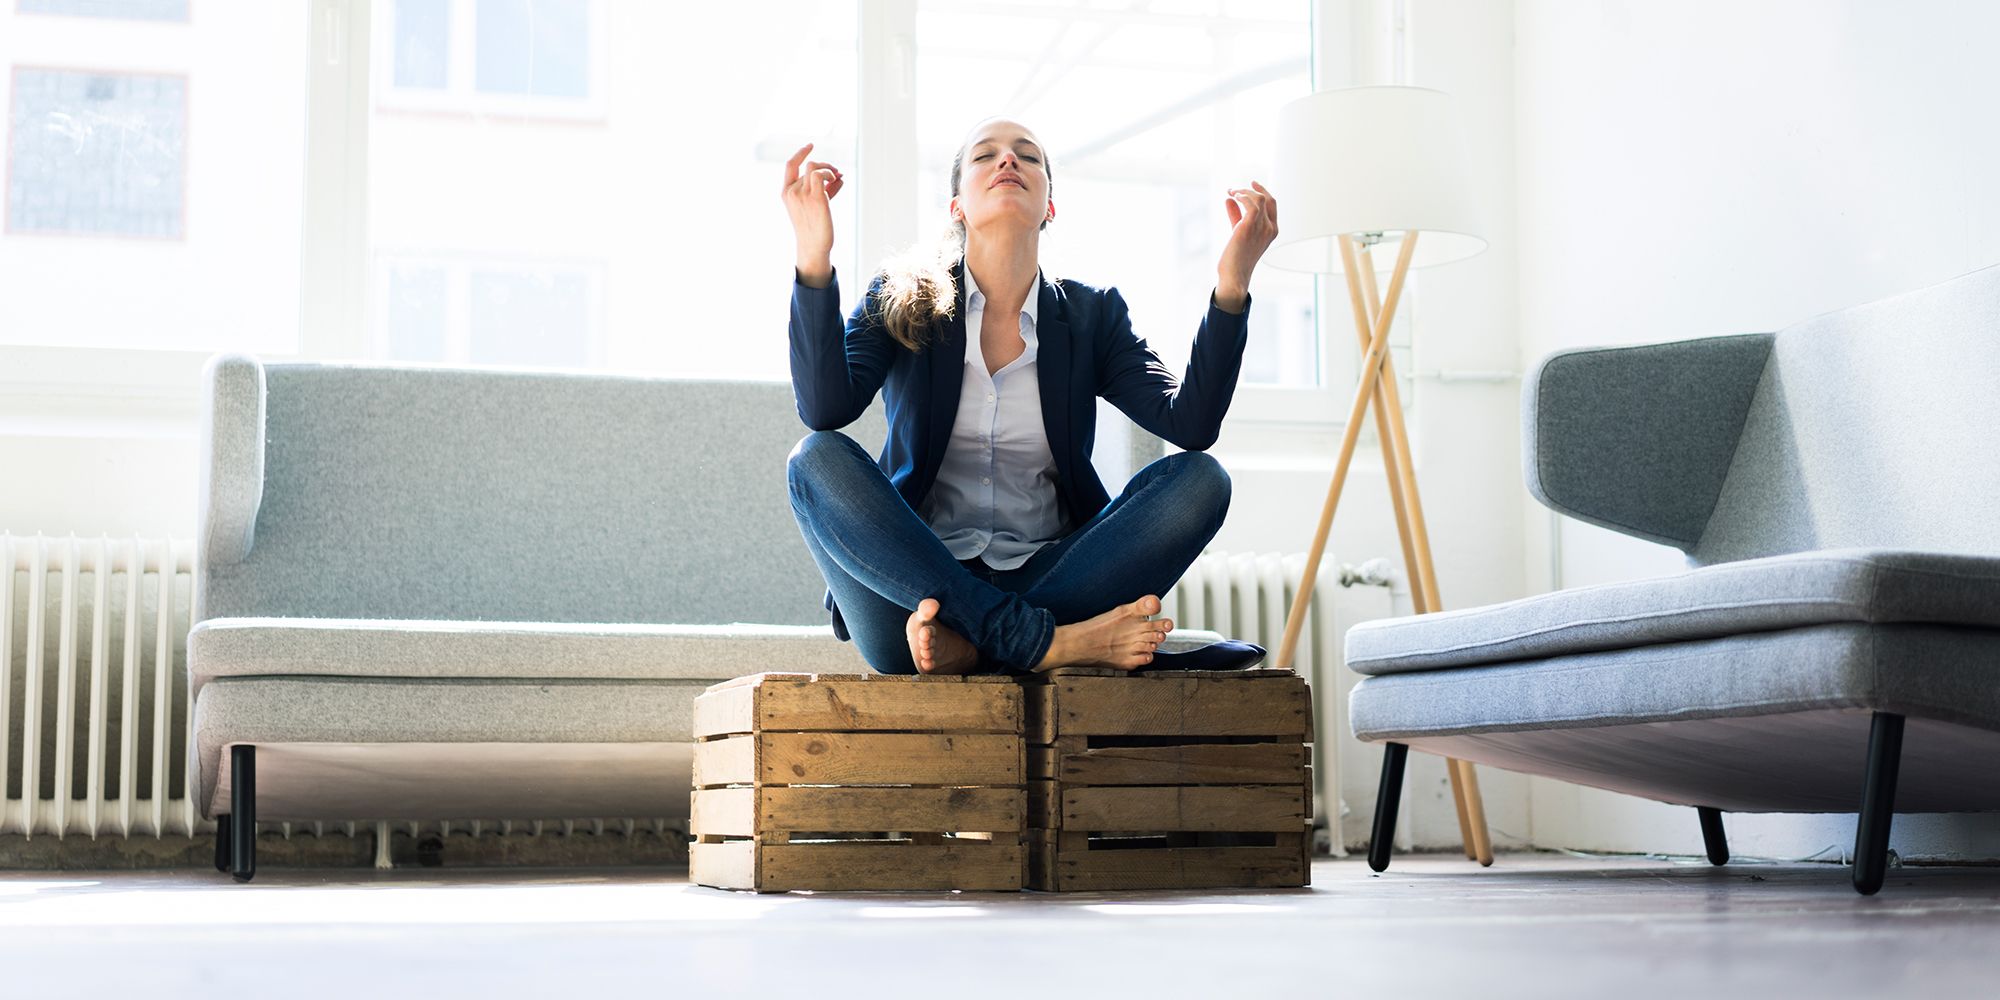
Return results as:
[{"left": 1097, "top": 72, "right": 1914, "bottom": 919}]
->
[{"left": 786, "top": 430, "right": 1230, "bottom": 674}]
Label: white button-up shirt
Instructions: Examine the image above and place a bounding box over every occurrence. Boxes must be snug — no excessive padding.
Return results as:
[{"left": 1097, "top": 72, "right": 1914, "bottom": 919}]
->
[{"left": 921, "top": 267, "right": 1065, "bottom": 570}]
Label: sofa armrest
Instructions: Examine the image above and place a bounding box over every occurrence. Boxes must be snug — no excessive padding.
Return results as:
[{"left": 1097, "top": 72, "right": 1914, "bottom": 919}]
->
[
  {"left": 198, "top": 354, "right": 266, "bottom": 578},
  {"left": 1523, "top": 333, "right": 1772, "bottom": 550}
]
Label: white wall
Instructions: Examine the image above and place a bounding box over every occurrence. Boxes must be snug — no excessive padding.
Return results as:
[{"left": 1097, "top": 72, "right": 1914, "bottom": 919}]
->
[{"left": 1514, "top": 0, "right": 2000, "bottom": 859}]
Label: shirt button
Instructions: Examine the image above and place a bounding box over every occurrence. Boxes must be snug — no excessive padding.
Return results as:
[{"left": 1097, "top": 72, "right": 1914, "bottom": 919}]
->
[
  {"left": 981, "top": 477, "right": 991, "bottom": 485},
  {"left": 986, "top": 393, "right": 995, "bottom": 402}
]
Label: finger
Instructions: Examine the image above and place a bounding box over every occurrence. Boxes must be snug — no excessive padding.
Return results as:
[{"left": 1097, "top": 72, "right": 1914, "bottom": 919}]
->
[
  {"left": 1232, "top": 193, "right": 1261, "bottom": 226},
  {"left": 824, "top": 175, "right": 844, "bottom": 200},
  {"left": 1225, "top": 196, "right": 1243, "bottom": 227},
  {"left": 783, "top": 143, "right": 813, "bottom": 188},
  {"left": 1250, "top": 181, "right": 1278, "bottom": 223}
]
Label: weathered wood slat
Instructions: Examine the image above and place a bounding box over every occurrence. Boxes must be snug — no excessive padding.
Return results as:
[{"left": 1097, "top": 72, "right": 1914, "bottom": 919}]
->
[
  {"left": 1028, "top": 674, "right": 1309, "bottom": 741},
  {"left": 758, "top": 732, "right": 1022, "bottom": 786},
  {"left": 760, "top": 786, "right": 1024, "bottom": 834},
  {"left": 755, "top": 678, "right": 1022, "bottom": 733},
  {"left": 1032, "top": 742, "right": 1306, "bottom": 785},
  {"left": 1028, "top": 833, "right": 1309, "bottom": 891},
  {"left": 1045, "top": 784, "right": 1308, "bottom": 833},
  {"left": 692, "top": 735, "right": 757, "bottom": 788},
  {"left": 692, "top": 683, "right": 759, "bottom": 739},
  {"left": 689, "top": 839, "right": 760, "bottom": 889},
  {"left": 752, "top": 842, "right": 1025, "bottom": 892},
  {"left": 691, "top": 787, "right": 757, "bottom": 838}
]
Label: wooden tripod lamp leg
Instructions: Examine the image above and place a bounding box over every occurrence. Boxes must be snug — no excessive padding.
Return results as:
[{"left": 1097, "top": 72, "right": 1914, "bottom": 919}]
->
[
  {"left": 1354, "top": 243, "right": 1494, "bottom": 868},
  {"left": 1345, "top": 237, "right": 1472, "bottom": 856},
  {"left": 1274, "top": 234, "right": 1420, "bottom": 670}
]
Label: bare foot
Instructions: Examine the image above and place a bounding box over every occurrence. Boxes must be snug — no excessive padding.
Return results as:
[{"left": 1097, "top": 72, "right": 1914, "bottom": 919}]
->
[
  {"left": 1035, "top": 596, "right": 1173, "bottom": 672},
  {"left": 907, "top": 598, "right": 979, "bottom": 675}
]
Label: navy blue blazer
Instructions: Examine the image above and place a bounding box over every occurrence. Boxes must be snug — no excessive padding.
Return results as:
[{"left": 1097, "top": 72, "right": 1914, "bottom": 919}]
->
[{"left": 789, "top": 259, "right": 1250, "bottom": 633}]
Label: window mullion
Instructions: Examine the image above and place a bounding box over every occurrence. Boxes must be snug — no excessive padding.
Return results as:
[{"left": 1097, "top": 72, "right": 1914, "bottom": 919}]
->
[
  {"left": 855, "top": 0, "right": 918, "bottom": 294},
  {"left": 300, "top": 0, "right": 373, "bottom": 362}
]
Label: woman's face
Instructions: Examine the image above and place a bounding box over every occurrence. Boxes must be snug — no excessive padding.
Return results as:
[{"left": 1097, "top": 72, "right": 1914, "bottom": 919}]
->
[{"left": 951, "top": 119, "right": 1054, "bottom": 234}]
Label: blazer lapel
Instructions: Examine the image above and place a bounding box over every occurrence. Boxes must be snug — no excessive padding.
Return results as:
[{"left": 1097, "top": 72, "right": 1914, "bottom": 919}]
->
[
  {"left": 1036, "top": 273, "right": 1074, "bottom": 485},
  {"left": 924, "top": 259, "right": 968, "bottom": 485}
]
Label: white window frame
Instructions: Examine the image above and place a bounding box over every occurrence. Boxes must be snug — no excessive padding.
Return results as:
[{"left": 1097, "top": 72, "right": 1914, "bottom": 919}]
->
[{"left": 3, "top": 0, "right": 1368, "bottom": 435}]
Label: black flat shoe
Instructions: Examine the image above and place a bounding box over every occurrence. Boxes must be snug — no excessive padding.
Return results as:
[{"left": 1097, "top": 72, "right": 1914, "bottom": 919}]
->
[{"left": 1141, "top": 639, "right": 1267, "bottom": 671}]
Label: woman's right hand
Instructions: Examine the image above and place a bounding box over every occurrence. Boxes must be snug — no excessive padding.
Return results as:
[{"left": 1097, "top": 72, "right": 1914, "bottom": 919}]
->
[{"left": 783, "top": 143, "right": 843, "bottom": 288}]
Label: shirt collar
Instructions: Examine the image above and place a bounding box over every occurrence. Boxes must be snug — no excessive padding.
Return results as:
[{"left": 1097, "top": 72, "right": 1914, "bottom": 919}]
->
[{"left": 964, "top": 265, "right": 1041, "bottom": 328}]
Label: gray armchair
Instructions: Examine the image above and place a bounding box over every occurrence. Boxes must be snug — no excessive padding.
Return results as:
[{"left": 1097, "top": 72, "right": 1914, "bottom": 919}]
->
[{"left": 1346, "top": 264, "right": 2000, "bottom": 894}]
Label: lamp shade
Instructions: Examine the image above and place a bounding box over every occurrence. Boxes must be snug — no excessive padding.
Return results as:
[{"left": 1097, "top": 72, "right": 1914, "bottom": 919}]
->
[{"left": 1267, "top": 85, "right": 1486, "bottom": 274}]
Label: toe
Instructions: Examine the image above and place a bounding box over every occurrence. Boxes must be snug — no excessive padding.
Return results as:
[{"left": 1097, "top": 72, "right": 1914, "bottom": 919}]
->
[
  {"left": 917, "top": 597, "right": 940, "bottom": 621},
  {"left": 1135, "top": 595, "right": 1163, "bottom": 616}
]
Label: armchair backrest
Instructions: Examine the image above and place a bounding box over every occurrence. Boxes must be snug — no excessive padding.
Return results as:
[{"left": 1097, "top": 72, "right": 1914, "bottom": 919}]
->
[{"left": 1690, "top": 264, "right": 2000, "bottom": 564}]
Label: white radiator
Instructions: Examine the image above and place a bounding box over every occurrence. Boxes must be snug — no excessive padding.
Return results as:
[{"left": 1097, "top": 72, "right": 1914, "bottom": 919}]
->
[
  {"left": 1161, "top": 550, "right": 1396, "bottom": 856},
  {"left": 2, "top": 532, "right": 197, "bottom": 839}
]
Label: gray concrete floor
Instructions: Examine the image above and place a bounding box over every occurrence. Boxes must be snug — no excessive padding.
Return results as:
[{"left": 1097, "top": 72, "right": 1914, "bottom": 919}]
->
[{"left": 4, "top": 853, "right": 1997, "bottom": 998}]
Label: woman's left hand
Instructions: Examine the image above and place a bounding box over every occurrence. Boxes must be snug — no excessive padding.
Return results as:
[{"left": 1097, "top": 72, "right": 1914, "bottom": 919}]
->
[{"left": 1215, "top": 181, "right": 1278, "bottom": 313}]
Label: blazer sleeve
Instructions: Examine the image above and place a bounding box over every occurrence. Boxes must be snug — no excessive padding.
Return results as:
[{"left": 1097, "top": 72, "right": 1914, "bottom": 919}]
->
[
  {"left": 789, "top": 269, "right": 896, "bottom": 431},
  {"left": 1095, "top": 288, "right": 1251, "bottom": 451}
]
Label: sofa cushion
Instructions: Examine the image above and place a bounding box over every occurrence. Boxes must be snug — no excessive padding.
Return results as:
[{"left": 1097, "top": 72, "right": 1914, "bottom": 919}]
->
[
  {"left": 190, "top": 617, "right": 1230, "bottom": 692},
  {"left": 1345, "top": 549, "right": 2000, "bottom": 676}
]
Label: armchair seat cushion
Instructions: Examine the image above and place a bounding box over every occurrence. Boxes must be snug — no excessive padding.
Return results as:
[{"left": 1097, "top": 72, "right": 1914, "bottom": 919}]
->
[
  {"left": 1345, "top": 549, "right": 2000, "bottom": 676},
  {"left": 1347, "top": 622, "right": 2000, "bottom": 811}
]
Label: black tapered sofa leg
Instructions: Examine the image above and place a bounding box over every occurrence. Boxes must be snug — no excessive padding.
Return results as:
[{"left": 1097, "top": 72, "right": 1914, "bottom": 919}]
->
[
  {"left": 230, "top": 744, "right": 257, "bottom": 883},
  {"left": 214, "top": 813, "right": 232, "bottom": 872},
  {"left": 1852, "top": 712, "right": 1905, "bottom": 896},
  {"left": 1697, "top": 806, "right": 1729, "bottom": 866},
  {"left": 1368, "top": 743, "right": 1411, "bottom": 873}
]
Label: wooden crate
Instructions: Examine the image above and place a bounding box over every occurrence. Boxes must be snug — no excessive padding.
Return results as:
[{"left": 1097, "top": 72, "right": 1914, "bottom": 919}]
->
[
  {"left": 689, "top": 672, "right": 1028, "bottom": 892},
  {"left": 1025, "top": 667, "right": 1313, "bottom": 891}
]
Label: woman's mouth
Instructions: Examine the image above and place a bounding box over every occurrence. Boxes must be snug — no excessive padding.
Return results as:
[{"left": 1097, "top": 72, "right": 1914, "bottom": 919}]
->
[{"left": 992, "top": 176, "right": 1024, "bottom": 189}]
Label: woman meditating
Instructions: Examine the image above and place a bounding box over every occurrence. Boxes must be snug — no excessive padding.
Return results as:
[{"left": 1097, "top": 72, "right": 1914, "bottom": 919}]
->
[{"left": 783, "top": 117, "right": 1278, "bottom": 676}]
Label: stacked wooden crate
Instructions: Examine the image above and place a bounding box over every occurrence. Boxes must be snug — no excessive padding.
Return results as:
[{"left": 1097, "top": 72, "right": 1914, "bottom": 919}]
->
[
  {"left": 689, "top": 672, "right": 1028, "bottom": 892},
  {"left": 1025, "top": 667, "right": 1313, "bottom": 891}
]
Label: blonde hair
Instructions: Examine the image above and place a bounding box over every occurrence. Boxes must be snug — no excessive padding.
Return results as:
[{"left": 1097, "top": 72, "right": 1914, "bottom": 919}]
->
[{"left": 873, "top": 124, "right": 1054, "bottom": 352}]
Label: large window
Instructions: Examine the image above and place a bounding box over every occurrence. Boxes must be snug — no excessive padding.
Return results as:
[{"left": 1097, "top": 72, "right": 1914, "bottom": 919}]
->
[
  {"left": 912, "top": 0, "right": 1318, "bottom": 388},
  {"left": 6, "top": 2, "right": 1341, "bottom": 414},
  {"left": 368, "top": 0, "right": 856, "bottom": 377},
  {"left": 0, "top": 2, "right": 308, "bottom": 354}
]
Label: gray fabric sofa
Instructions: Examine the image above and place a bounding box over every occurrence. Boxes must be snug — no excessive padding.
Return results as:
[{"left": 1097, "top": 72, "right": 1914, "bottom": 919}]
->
[
  {"left": 190, "top": 356, "right": 1210, "bottom": 881},
  {"left": 1346, "top": 264, "right": 2000, "bottom": 894}
]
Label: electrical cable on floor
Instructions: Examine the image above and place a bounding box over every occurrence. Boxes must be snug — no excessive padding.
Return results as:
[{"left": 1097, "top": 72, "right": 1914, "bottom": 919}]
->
[{"left": 1546, "top": 844, "right": 1890, "bottom": 867}]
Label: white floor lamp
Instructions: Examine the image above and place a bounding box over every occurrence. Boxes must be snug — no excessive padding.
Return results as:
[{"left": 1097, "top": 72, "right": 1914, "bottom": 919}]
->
[{"left": 1267, "top": 85, "right": 1494, "bottom": 865}]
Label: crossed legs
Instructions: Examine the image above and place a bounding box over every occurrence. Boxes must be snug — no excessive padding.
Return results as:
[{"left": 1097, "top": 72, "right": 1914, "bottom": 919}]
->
[{"left": 787, "top": 431, "right": 1229, "bottom": 674}]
